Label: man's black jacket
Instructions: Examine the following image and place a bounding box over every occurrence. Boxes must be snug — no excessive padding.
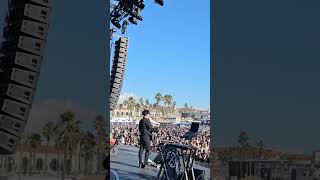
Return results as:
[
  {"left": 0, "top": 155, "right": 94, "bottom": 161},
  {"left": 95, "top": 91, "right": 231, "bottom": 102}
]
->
[{"left": 139, "top": 118, "right": 158, "bottom": 141}]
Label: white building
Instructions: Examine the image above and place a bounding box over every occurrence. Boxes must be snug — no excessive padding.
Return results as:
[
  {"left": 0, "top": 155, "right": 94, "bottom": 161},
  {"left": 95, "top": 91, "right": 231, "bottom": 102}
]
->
[{"left": 0, "top": 144, "right": 105, "bottom": 177}]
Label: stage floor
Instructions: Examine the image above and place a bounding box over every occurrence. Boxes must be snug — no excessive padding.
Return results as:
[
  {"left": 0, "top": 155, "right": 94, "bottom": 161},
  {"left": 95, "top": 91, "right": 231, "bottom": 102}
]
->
[{"left": 110, "top": 145, "right": 210, "bottom": 180}]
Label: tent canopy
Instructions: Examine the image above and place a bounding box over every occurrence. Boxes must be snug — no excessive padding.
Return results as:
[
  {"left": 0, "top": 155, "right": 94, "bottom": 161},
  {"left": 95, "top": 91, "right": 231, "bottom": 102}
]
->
[{"left": 111, "top": 117, "right": 134, "bottom": 123}]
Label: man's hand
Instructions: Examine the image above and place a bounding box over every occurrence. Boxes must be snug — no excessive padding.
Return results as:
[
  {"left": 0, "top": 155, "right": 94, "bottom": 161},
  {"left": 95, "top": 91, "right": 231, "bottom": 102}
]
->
[{"left": 146, "top": 118, "right": 158, "bottom": 133}]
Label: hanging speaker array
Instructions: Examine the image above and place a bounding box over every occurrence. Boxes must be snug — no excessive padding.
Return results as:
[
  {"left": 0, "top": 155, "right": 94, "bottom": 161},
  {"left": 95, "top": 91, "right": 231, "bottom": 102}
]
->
[
  {"left": 0, "top": 0, "right": 52, "bottom": 154},
  {"left": 110, "top": 37, "right": 129, "bottom": 110}
]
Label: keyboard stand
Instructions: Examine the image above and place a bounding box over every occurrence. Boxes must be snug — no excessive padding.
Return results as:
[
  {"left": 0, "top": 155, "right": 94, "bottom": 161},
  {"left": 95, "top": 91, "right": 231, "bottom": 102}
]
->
[{"left": 157, "top": 143, "right": 196, "bottom": 180}]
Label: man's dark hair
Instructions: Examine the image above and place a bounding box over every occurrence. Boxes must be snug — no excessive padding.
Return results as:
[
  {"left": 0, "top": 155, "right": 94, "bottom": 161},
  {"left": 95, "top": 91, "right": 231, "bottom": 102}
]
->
[{"left": 142, "top": 109, "right": 150, "bottom": 116}]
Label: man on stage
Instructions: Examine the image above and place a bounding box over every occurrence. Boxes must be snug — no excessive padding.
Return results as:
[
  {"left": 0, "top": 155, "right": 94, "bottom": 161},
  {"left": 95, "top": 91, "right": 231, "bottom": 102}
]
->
[{"left": 138, "top": 109, "right": 158, "bottom": 168}]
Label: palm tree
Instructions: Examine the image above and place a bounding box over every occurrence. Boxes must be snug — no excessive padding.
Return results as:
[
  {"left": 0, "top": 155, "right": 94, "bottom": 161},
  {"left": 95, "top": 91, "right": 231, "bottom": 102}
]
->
[
  {"left": 163, "top": 95, "right": 173, "bottom": 118},
  {"left": 28, "top": 133, "right": 43, "bottom": 173},
  {"left": 127, "top": 97, "right": 136, "bottom": 118},
  {"left": 95, "top": 115, "right": 105, "bottom": 173},
  {"left": 256, "top": 140, "right": 264, "bottom": 177},
  {"left": 26, "top": 136, "right": 33, "bottom": 174},
  {"left": 139, "top": 98, "right": 144, "bottom": 107},
  {"left": 238, "top": 131, "right": 250, "bottom": 178},
  {"left": 123, "top": 100, "right": 128, "bottom": 107},
  {"left": 18, "top": 134, "right": 27, "bottom": 179},
  {"left": 54, "top": 120, "right": 66, "bottom": 179},
  {"left": 184, "top": 103, "right": 188, "bottom": 113},
  {"left": 256, "top": 140, "right": 264, "bottom": 159},
  {"left": 135, "top": 103, "right": 141, "bottom": 116},
  {"left": 155, "top": 93, "right": 162, "bottom": 117},
  {"left": 145, "top": 99, "right": 150, "bottom": 107},
  {"left": 42, "top": 121, "right": 55, "bottom": 173},
  {"left": 53, "top": 123, "right": 62, "bottom": 175},
  {"left": 184, "top": 103, "right": 188, "bottom": 109},
  {"left": 77, "top": 130, "right": 85, "bottom": 173},
  {"left": 168, "top": 95, "right": 173, "bottom": 113},
  {"left": 172, "top": 101, "right": 176, "bottom": 114},
  {"left": 81, "top": 131, "right": 96, "bottom": 175},
  {"left": 55, "top": 111, "right": 81, "bottom": 180},
  {"left": 79, "top": 131, "right": 86, "bottom": 174}
]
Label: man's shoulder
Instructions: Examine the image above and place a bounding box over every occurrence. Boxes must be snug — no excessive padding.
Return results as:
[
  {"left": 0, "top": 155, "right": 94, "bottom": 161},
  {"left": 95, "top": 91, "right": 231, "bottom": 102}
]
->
[{"left": 140, "top": 118, "right": 150, "bottom": 122}]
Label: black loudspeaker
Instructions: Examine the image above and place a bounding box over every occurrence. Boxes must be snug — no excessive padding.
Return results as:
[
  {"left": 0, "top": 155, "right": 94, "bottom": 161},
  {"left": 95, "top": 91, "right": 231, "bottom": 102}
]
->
[
  {"left": 110, "top": 37, "right": 128, "bottom": 110},
  {"left": 183, "top": 121, "right": 200, "bottom": 140},
  {"left": 0, "top": 0, "right": 52, "bottom": 154}
]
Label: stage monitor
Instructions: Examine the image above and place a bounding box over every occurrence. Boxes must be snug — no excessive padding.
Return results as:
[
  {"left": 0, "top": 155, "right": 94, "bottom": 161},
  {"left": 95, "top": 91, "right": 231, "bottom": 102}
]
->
[
  {"left": 190, "top": 121, "right": 200, "bottom": 133},
  {"left": 182, "top": 121, "right": 200, "bottom": 140}
]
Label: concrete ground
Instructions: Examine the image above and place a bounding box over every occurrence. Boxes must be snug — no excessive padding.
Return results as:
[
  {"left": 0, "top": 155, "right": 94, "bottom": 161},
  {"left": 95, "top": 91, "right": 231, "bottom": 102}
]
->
[{"left": 111, "top": 145, "right": 210, "bottom": 180}]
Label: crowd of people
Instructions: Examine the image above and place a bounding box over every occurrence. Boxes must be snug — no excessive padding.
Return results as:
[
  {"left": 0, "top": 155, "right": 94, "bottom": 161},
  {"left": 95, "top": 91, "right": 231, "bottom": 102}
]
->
[{"left": 111, "top": 123, "right": 211, "bottom": 164}]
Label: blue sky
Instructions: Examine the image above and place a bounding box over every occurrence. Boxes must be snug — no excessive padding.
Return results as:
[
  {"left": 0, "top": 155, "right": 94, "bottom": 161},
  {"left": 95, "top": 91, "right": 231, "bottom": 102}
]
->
[{"left": 112, "top": 0, "right": 210, "bottom": 109}]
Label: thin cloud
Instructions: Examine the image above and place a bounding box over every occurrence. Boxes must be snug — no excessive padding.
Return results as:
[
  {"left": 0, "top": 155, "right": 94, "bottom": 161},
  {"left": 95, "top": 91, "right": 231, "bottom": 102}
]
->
[{"left": 118, "top": 92, "right": 142, "bottom": 104}]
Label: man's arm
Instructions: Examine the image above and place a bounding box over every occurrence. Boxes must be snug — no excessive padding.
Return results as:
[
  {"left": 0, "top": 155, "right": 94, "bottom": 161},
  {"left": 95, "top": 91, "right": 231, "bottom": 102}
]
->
[{"left": 146, "top": 119, "right": 159, "bottom": 133}]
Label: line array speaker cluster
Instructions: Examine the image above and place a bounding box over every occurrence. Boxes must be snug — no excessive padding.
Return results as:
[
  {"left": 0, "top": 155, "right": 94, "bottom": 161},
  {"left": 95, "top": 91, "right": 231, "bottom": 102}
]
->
[
  {"left": 110, "top": 37, "right": 128, "bottom": 110},
  {"left": 0, "top": 0, "right": 52, "bottom": 154}
]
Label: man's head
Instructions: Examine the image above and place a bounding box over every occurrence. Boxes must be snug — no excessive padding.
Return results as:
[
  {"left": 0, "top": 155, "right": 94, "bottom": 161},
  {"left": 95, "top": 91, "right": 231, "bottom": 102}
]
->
[{"left": 142, "top": 109, "right": 150, "bottom": 119}]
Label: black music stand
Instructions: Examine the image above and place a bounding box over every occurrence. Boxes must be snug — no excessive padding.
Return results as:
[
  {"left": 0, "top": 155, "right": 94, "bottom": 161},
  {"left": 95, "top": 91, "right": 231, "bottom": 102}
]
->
[{"left": 157, "top": 122, "right": 200, "bottom": 180}]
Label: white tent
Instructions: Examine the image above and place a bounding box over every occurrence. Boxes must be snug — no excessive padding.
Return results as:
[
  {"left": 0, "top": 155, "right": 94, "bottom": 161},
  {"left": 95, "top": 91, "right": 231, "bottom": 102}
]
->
[{"left": 111, "top": 117, "right": 134, "bottom": 124}]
